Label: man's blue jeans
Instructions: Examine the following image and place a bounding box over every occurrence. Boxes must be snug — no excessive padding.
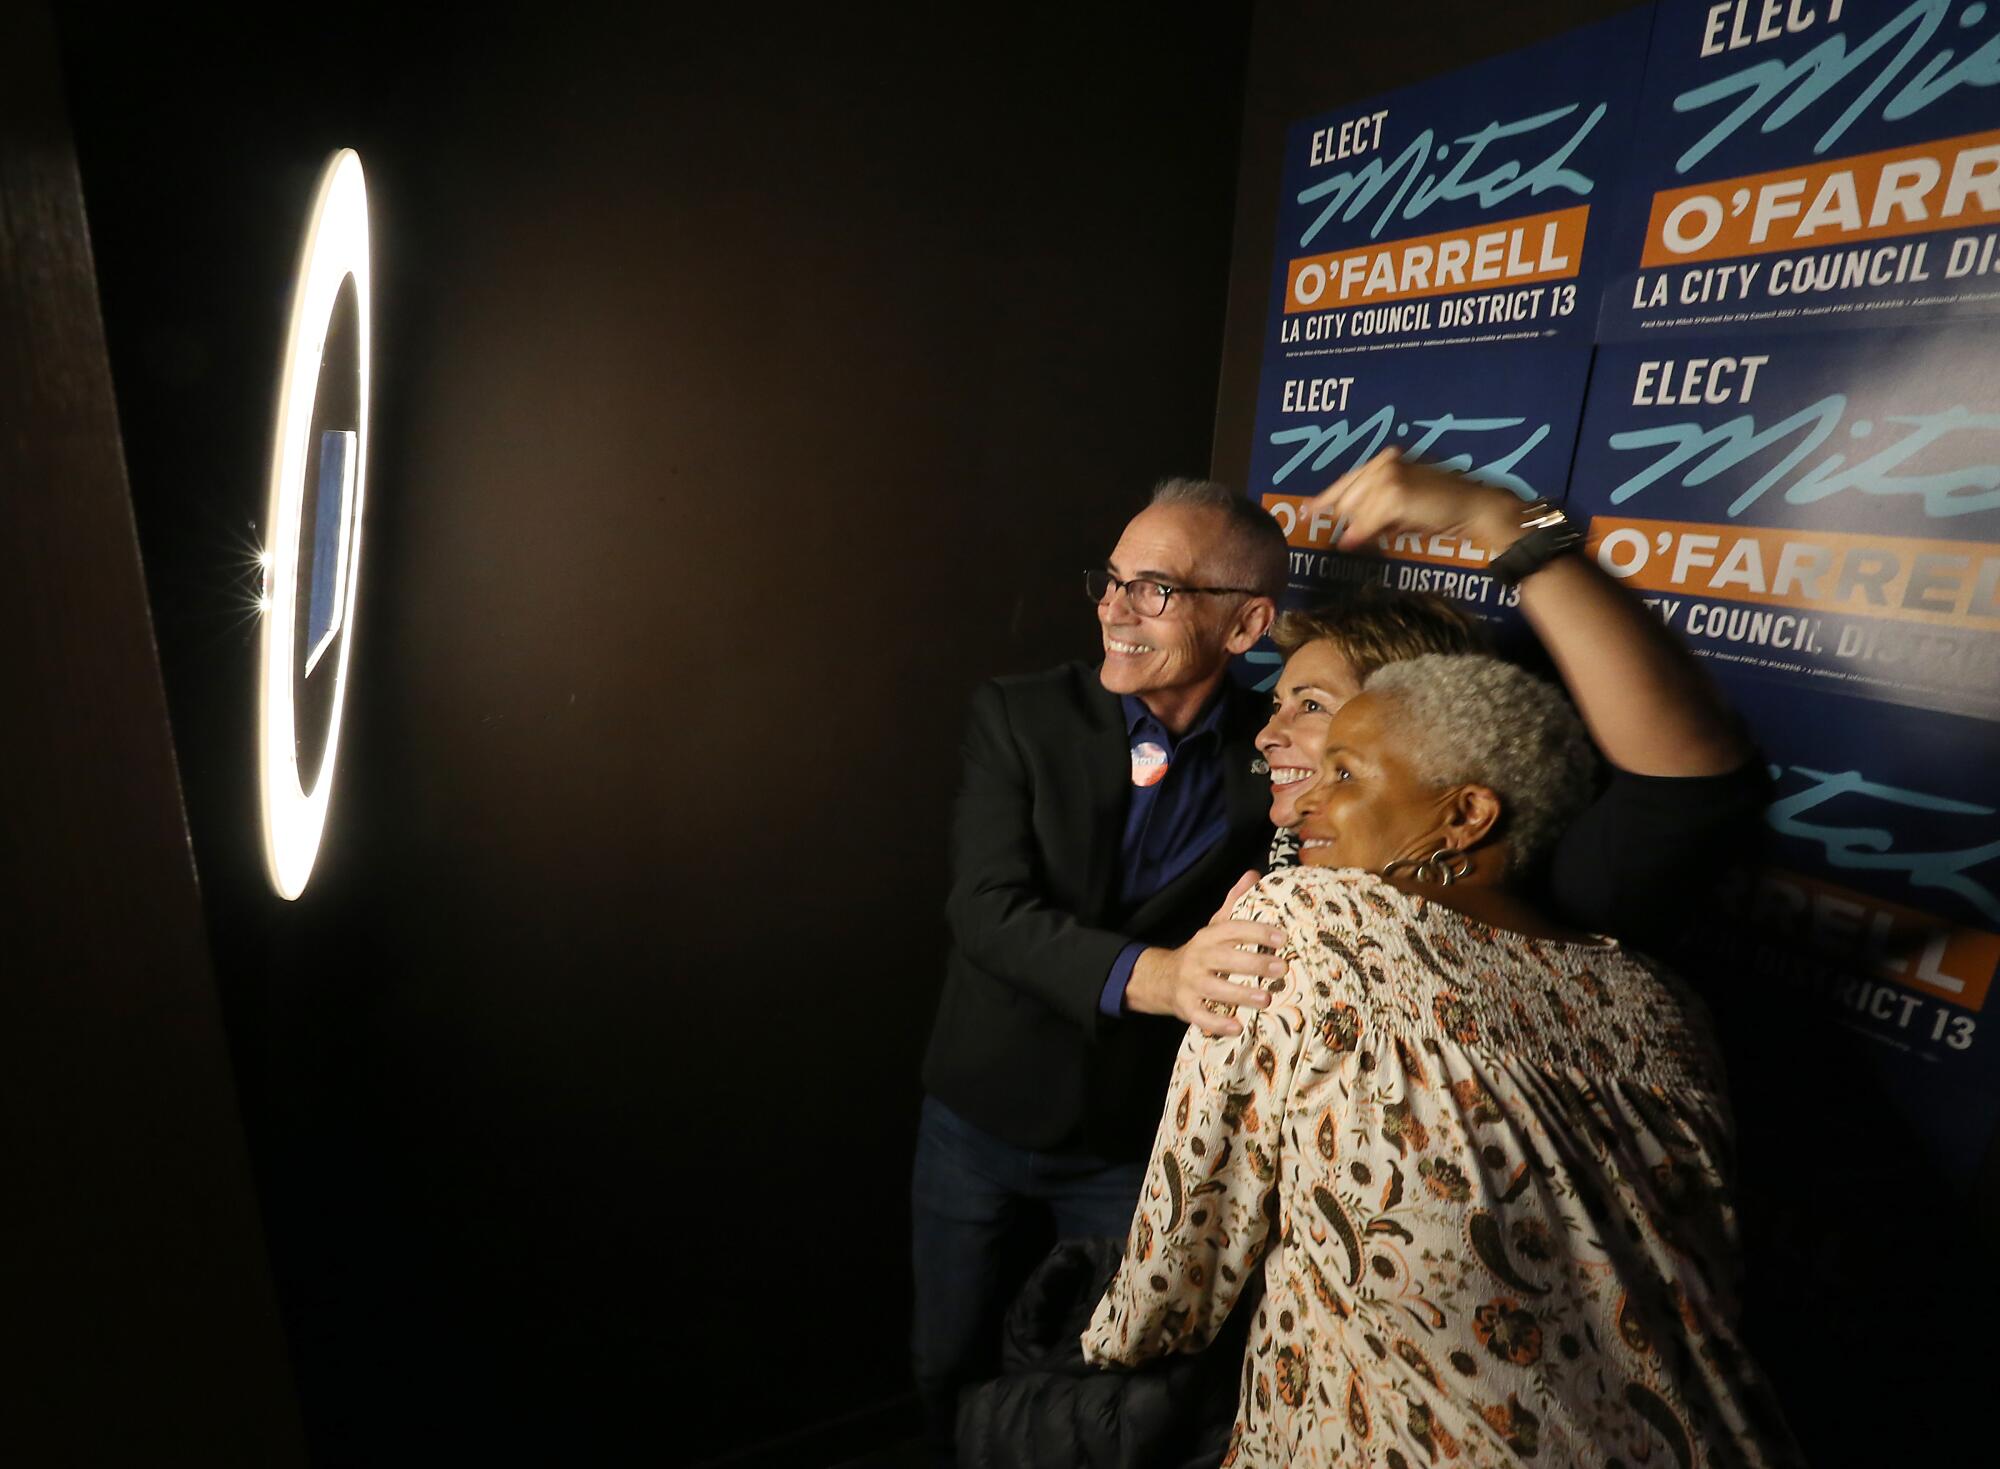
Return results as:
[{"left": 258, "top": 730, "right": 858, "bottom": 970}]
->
[{"left": 909, "top": 1096, "right": 1147, "bottom": 1465}]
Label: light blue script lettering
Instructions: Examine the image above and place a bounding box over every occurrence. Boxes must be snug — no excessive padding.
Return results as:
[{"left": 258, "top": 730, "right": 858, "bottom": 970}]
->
[
  {"left": 1270, "top": 411, "right": 1550, "bottom": 499},
  {"left": 1297, "top": 104, "right": 1604, "bottom": 245},
  {"left": 1769, "top": 764, "right": 2000, "bottom": 923},
  {"left": 1606, "top": 397, "right": 2000, "bottom": 519},
  {"left": 1673, "top": 0, "right": 2000, "bottom": 174}
]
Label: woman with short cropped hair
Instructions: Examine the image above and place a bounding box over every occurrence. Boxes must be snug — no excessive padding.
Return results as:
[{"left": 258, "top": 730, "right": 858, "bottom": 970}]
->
[
  {"left": 1255, "top": 451, "right": 1767, "bottom": 947},
  {"left": 1085, "top": 653, "right": 1801, "bottom": 1466}
]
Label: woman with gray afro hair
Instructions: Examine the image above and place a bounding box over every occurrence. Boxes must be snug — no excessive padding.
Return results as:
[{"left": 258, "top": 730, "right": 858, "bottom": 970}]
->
[
  {"left": 1362, "top": 653, "right": 1598, "bottom": 876},
  {"left": 1087, "top": 652, "right": 1800, "bottom": 1466}
]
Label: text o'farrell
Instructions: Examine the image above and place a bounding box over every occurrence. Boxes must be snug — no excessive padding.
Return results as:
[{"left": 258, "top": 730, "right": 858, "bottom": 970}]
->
[
  {"left": 1660, "top": 194, "right": 1724, "bottom": 257},
  {"left": 258, "top": 150, "right": 370, "bottom": 900},
  {"left": 1595, "top": 527, "right": 1651, "bottom": 579}
]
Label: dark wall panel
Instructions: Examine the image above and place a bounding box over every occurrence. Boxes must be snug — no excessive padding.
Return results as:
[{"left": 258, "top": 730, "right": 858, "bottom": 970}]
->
[
  {"left": 56, "top": 3, "right": 1249, "bottom": 1462},
  {"left": 1, "top": 2, "right": 304, "bottom": 1462}
]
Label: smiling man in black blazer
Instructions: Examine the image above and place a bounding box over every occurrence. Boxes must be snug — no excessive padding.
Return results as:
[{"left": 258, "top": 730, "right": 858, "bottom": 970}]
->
[{"left": 911, "top": 478, "right": 1291, "bottom": 1463}]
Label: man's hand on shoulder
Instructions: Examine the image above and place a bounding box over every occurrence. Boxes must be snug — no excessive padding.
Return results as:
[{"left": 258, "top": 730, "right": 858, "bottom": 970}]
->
[{"left": 1124, "top": 872, "right": 1286, "bottom": 1038}]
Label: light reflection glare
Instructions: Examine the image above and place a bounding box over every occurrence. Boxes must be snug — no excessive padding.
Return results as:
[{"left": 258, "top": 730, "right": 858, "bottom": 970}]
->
[{"left": 258, "top": 149, "right": 369, "bottom": 901}]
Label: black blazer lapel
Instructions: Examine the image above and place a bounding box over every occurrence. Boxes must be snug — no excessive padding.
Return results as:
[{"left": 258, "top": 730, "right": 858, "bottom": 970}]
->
[{"left": 1072, "top": 674, "right": 1132, "bottom": 925}]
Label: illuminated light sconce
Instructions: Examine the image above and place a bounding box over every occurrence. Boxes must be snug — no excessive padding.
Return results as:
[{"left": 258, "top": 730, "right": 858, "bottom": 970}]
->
[{"left": 258, "top": 149, "right": 370, "bottom": 899}]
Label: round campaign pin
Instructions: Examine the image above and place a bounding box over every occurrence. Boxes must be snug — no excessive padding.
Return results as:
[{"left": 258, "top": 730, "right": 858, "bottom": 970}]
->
[
  {"left": 1130, "top": 740, "right": 1170, "bottom": 788},
  {"left": 256, "top": 149, "right": 370, "bottom": 900}
]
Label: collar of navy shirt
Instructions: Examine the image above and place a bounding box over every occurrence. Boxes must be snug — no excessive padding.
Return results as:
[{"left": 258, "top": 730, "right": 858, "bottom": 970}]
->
[{"left": 1075, "top": 668, "right": 1270, "bottom": 932}]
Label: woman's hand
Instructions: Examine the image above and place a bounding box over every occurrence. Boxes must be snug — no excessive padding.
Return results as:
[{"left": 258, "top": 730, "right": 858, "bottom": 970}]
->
[
  {"left": 1308, "top": 449, "right": 1749, "bottom": 778},
  {"left": 1305, "top": 447, "right": 1525, "bottom": 556}
]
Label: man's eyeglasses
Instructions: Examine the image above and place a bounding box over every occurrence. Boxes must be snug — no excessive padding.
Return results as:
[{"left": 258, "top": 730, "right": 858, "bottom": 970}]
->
[{"left": 1085, "top": 569, "right": 1259, "bottom": 618}]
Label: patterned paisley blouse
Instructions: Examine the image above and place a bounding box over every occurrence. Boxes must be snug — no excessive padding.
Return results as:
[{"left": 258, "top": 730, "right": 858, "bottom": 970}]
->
[{"left": 1083, "top": 867, "right": 1799, "bottom": 1467}]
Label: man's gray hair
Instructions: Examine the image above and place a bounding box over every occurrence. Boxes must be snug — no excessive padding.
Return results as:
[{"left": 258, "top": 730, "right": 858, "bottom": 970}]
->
[
  {"left": 1149, "top": 477, "right": 1288, "bottom": 598},
  {"left": 1362, "top": 654, "right": 1598, "bottom": 874}
]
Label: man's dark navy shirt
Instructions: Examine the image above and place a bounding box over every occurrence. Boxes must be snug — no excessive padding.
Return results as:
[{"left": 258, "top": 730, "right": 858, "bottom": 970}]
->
[{"left": 1097, "top": 690, "right": 1232, "bottom": 1016}]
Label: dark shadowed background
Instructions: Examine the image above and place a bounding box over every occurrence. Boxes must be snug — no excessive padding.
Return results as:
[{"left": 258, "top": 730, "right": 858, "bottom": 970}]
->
[{"left": 54, "top": 3, "right": 1248, "bottom": 1462}]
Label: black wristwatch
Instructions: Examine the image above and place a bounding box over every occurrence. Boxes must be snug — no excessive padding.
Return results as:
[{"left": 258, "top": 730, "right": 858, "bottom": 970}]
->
[{"left": 1487, "top": 500, "right": 1583, "bottom": 585}]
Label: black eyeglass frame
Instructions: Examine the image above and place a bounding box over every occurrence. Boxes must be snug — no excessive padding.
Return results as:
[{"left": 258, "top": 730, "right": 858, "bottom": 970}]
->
[{"left": 1084, "top": 569, "right": 1262, "bottom": 617}]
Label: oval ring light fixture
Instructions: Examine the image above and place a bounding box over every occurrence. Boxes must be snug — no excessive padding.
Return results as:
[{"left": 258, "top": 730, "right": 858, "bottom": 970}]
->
[{"left": 258, "top": 148, "right": 370, "bottom": 899}]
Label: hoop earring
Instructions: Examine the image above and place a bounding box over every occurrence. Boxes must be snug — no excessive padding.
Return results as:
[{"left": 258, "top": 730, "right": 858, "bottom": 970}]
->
[{"left": 1380, "top": 848, "right": 1471, "bottom": 887}]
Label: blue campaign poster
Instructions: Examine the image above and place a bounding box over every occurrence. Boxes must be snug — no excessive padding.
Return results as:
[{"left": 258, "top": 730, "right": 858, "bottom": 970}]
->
[
  {"left": 1246, "top": 9, "right": 1652, "bottom": 645},
  {"left": 1567, "top": 325, "right": 2000, "bottom": 720},
  {"left": 1261, "top": 7, "right": 1651, "bottom": 355},
  {"left": 1690, "top": 674, "right": 2000, "bottom": 1097},
  {"left": 1253, "top": 345, "right": 1595, "bottom": 621},
  {"left": 1599, "top": 0, "right": 2000, "bottom": 339}
]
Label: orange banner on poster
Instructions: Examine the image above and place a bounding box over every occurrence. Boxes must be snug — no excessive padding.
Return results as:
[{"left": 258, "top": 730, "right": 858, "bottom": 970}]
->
[
  {"left": 1261, "top": 492, "right": 1504, "bottom": 570},
  {"left": 1262, "top": 493, "right": 1345, "bottom": 551},
  {"left": 1640, "top": 127, "right": 2000, "bottom": 268},
  {"left": 1583, "top": 515, "right": 2000, "bottom": 628},
  {"left": 1744, "top": 868, "right": 1998, "bottom": 1012},
  {"left": 1283, "top": 205, "right": 1589, "bottom": 313}
]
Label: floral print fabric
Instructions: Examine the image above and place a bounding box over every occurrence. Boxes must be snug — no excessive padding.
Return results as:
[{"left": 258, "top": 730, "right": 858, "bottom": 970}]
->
[{"left": 1083, "top": 867, "right": 1798, "bottom": 1467}]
